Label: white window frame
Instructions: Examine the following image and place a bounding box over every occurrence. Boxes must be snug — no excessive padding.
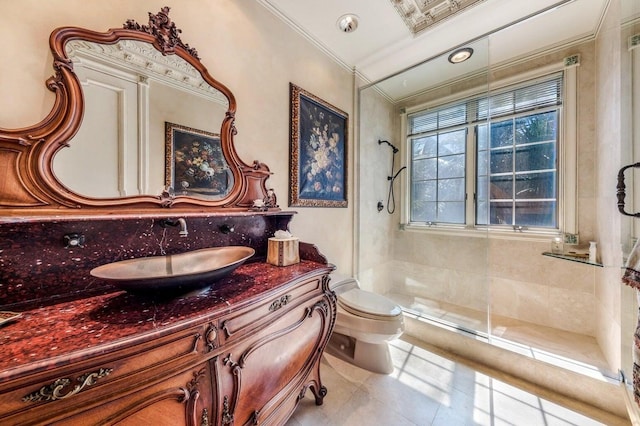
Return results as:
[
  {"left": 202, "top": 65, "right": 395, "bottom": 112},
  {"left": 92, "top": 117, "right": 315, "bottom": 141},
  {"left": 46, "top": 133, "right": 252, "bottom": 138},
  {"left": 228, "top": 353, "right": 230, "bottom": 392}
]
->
[{"left": 400, "top": 58, "right": 579, "bottom": 239}]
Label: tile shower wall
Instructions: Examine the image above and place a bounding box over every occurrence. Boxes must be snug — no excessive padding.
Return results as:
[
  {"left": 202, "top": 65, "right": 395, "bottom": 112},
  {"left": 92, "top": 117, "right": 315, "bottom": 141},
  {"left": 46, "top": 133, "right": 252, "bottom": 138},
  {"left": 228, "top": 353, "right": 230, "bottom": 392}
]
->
[
  {"left": 488, "top": 239, "right": 596, "bottom": 335},
  {"left": 388, "top": 233, "right": 597, "bottom": 336},
  {"left": 594, "top": 0, "right": 624, "bottom": 372},
  {"left": 0, "top": 213, "right": 293, "bottom": 311},
  {"left": 356, "top": 76, "right": 398, "bottom": 293},
  {"left": 391, "top": 232, "right": 489, "bottom": 314}
]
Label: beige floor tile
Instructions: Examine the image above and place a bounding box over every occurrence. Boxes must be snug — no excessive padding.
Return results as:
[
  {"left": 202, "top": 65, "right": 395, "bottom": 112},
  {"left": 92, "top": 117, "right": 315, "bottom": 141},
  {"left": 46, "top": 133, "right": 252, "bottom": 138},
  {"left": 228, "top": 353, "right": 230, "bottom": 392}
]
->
[{"left": 287, "top": 336, "right": 626, "bottom": 426}]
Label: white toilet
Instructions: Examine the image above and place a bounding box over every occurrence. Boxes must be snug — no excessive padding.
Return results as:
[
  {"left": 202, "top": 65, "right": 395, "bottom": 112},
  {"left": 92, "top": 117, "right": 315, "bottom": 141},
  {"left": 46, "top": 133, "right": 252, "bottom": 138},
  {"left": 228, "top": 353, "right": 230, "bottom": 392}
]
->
[{"left": 325, "top": 273, "right": 405, "bottom": 374}]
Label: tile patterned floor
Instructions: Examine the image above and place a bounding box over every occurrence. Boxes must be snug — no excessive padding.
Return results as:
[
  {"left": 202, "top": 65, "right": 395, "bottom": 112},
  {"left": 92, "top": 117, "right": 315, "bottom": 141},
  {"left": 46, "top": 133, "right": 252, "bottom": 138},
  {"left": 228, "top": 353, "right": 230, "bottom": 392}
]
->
[{"left": 286, "top": 335, "right": 629, "bottom": 426}]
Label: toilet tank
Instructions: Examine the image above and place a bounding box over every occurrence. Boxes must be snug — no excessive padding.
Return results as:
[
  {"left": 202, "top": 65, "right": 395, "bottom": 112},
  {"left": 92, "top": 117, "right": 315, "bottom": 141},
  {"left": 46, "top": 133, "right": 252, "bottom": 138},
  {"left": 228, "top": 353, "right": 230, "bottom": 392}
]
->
[{"left": 328, "top": 273, "right": 360, "bottom": 295}]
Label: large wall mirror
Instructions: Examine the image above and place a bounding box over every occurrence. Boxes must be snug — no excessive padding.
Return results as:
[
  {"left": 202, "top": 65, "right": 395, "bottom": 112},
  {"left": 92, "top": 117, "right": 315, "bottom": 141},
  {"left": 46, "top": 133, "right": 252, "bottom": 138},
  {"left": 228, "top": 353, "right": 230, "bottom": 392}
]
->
[
  {"left": 0, "top": 6, "right": 271, "bottom": 214},
  {"left": 55, "top": 37, "right": 231, "bottom": 199}
]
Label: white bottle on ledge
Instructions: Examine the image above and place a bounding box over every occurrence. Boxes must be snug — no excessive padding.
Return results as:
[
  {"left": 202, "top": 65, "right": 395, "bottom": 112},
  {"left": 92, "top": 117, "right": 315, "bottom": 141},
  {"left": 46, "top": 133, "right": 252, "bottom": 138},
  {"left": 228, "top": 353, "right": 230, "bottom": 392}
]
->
[{"left": 589, "top": 241, "right": 597, "bottom": 263}]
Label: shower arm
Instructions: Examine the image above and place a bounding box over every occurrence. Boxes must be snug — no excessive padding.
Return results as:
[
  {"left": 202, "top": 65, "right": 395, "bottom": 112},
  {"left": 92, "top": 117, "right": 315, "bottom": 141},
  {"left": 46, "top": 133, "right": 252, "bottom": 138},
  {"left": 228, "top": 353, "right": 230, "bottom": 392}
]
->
[{"left": 378, "top": 139, "right": 399, "bottom": 154}]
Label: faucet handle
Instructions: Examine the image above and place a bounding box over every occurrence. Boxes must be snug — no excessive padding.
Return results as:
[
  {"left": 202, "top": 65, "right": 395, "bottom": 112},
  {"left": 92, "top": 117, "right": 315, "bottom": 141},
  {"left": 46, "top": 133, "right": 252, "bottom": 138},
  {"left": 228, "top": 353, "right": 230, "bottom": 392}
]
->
[
  {"left": 159, "top": 218, "right": 188, "bottom": 237},
  {"left": 63, "top": 233, "right": 85, "bottom": 248},
  {"left": 219, "top": 224, "right": 234, "bottom": 234}
]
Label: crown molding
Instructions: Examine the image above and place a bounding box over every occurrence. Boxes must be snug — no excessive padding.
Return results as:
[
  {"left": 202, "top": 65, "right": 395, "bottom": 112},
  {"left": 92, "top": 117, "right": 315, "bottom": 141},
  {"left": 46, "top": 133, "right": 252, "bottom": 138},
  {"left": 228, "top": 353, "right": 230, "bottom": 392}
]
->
[{"left": 256, "top": 0, "right": 354, "bottom": 73}]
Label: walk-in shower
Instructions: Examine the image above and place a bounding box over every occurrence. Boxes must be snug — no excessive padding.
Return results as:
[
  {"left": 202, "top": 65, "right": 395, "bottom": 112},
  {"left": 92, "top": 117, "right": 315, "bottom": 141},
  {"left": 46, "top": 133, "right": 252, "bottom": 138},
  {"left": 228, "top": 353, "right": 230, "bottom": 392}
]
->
[{"left": 357, "top": 2, "right": 636, "bottom": 395}]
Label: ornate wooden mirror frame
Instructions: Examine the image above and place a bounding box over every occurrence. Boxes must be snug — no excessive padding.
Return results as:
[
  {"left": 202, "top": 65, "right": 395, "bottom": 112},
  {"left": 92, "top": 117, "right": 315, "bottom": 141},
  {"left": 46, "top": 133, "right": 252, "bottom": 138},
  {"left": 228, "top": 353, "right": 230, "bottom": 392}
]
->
[{"left": 0, "top": 6, "right": 272, "bottom": 216}]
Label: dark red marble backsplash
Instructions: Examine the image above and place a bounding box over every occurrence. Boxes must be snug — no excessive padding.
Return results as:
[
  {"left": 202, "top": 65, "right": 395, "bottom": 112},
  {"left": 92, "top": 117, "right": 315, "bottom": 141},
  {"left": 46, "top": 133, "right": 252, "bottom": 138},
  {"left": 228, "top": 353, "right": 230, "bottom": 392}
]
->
[{"left": 0, "top": 212, "right": 294, "bottom": 310}]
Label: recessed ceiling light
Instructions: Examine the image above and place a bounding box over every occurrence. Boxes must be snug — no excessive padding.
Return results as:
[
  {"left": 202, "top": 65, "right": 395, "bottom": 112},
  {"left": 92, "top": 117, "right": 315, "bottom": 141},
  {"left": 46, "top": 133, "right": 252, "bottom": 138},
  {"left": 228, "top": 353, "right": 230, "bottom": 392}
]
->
[
  {"left": 337, "top": 14, "right": 359, "bottom": 33},
  {"left": 448, "top": 47, "right": 474, "bottom": 64}
]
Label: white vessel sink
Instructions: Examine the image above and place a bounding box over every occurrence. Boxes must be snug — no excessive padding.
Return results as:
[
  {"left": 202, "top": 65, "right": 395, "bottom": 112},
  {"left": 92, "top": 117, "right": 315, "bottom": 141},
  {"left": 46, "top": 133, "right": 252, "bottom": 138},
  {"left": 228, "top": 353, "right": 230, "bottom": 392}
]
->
[{"left": 90, "top": 246, "right": 255, "bottom": 294}]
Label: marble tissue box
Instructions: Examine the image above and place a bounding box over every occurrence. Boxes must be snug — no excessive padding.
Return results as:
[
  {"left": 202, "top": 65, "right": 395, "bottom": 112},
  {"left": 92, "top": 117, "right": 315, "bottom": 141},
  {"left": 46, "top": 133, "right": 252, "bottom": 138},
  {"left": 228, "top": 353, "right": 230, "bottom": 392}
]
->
[{"left": 267, "top": 237, "right": 300, "bottom": 266}]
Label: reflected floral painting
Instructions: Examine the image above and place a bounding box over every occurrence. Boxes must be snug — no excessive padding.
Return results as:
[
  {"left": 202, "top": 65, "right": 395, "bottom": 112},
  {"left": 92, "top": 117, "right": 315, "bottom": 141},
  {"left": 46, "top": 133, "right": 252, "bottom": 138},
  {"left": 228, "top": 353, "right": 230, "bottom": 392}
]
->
[
  {"left": 165, "top": 122, "right": 233, "bottom": 198},
  {"left": 289, "top": 83, "right": 348, "bottom": 207}
]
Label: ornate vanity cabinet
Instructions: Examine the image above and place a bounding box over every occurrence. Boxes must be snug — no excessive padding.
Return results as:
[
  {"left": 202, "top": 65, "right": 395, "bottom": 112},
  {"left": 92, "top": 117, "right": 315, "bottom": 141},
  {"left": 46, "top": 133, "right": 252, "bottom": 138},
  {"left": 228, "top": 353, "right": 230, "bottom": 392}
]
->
[
  {"left": 0, "top": 256, "right": 334, "bottom": 425},
  {"left": 0, "top": 7, "right": 336, "bottom": 425}
]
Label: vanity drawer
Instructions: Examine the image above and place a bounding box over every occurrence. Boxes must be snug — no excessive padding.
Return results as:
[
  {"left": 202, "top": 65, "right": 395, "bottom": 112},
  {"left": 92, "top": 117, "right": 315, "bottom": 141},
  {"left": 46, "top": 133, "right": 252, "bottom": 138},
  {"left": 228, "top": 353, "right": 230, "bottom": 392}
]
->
[
  {"left": 53, "top": 365, "right": 213, "bottom": 426},
  {"left": 218, "top": 275, "right": 325, "bottom": 346},
  {"left": 0, "top": 325, "right": 204, "bottom": 425}
]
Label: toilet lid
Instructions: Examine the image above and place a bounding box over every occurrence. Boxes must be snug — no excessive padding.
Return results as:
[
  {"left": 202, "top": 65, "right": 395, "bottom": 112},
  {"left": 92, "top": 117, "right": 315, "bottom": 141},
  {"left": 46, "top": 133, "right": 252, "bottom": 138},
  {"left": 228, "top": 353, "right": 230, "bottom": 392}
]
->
[{"left": 338, "top": 289, "right": 402, "bottom": 319}]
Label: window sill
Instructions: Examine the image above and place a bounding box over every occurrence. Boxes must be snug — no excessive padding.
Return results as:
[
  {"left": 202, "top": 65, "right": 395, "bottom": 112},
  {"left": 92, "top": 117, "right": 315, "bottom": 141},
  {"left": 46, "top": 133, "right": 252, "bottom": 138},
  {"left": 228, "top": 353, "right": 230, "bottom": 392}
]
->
[
  {"left": 542, "top": 252, "right": 603, "bottom": 267},
  {"left": 401, "top": 223, "right": 558, "bottom": 242}
]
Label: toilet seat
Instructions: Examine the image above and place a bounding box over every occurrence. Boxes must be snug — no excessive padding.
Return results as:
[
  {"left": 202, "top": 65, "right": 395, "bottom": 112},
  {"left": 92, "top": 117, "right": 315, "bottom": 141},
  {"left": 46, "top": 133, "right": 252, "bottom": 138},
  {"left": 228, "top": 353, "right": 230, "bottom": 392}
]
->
[
  {"left": 326, "top": 278, "right": 405, "bottom": 374},
  {"left": 338, "top": 289, "right": 402, "bottom": 320}
]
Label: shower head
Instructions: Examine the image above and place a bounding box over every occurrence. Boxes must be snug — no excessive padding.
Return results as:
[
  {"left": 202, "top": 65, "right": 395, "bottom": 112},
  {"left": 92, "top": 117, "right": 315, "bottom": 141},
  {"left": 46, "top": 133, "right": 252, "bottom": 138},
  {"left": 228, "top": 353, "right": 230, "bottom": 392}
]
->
[{"left": 378, "top": 139, "right": 399, "bottom": 154}]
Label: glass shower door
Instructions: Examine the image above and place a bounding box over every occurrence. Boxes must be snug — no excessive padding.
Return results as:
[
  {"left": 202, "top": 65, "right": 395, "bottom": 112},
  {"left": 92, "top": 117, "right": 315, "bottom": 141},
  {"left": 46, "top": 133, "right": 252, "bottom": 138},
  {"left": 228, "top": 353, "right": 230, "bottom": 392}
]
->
[{"left": 356, "top": 37, "right": 490, "bottom": 339}]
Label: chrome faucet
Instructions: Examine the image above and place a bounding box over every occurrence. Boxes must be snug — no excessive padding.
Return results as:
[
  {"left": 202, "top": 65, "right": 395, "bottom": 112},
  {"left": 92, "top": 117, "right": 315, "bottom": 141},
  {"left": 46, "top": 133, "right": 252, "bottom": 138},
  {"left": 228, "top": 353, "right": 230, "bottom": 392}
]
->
[{"left": 160, "top": 218, "right": 188, "bottom": 237}]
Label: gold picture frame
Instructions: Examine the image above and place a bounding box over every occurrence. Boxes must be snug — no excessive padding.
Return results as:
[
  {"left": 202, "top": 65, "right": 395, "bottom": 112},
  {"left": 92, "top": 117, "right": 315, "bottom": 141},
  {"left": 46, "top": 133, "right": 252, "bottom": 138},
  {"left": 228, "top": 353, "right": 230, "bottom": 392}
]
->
[
  {"left": 289, "top": 83, "right": 348, "bottom": 207},
  {"left": 165, "top": 122, "right": 233, "bottom": 199}
]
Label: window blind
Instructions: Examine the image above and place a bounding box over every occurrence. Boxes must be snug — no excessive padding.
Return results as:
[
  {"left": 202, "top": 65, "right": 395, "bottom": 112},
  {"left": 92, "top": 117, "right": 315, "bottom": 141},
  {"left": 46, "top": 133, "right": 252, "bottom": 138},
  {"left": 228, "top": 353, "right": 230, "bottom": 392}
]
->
[{"left": 408, "top": 72, "right": 563, "bottom": 136}]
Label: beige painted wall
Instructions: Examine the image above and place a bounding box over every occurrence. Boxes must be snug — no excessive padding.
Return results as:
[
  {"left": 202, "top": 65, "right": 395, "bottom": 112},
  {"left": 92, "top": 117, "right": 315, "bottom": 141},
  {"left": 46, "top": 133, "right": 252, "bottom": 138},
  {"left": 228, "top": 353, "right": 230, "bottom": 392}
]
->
[{"left": 0, "top": 0, "right": 355, "bottom": 273}]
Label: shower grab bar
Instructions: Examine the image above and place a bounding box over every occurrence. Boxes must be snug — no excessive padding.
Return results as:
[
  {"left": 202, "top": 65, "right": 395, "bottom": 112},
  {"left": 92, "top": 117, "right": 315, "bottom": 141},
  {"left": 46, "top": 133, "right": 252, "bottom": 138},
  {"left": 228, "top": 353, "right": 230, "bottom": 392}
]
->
[{"left": 617, "top": 162, "right": 640, "bottom": 217}]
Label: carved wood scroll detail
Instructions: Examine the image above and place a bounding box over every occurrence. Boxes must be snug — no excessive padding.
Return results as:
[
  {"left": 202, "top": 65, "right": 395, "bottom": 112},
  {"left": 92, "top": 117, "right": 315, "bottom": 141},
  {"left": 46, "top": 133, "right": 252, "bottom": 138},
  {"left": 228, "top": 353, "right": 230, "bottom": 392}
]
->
[
  {"left": 221, "top": 395, "right": 234, "bottom": 425},
  {"left": 184, "top": 368, "right": 206, "bottom": 425},
  {"left": 221, "top": 320, "right": 232, "bottom": 339},
  {"left": 186, "top": 367, "right": 206, "bottom": 395},
  {"left": 201, "top": 408, "right": 210, "bottom": 426},
  {"left": 191, "top": 332, "right": 202, "bottom": 353},
  {"left": 268, "top": 294, "right": 292, "bottom": 312},
  {"left": 205, "top": 323, "right": 218, "bottom": 352},
  {"left": 22, "top": 368, "right": 113, "bottom": 403},
  {"left": 222, "top": 352, "right": 242, "bottom": 423},
  {"left": 123, "top": 6, "right": 200, "bottom": 59}
]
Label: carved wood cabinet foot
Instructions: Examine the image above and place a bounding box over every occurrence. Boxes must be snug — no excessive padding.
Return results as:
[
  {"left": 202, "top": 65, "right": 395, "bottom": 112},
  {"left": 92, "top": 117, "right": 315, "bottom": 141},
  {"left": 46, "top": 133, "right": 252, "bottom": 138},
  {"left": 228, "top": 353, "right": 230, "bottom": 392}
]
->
[{"left": 311, "top": 385, "right": 328, "bottom": 406}]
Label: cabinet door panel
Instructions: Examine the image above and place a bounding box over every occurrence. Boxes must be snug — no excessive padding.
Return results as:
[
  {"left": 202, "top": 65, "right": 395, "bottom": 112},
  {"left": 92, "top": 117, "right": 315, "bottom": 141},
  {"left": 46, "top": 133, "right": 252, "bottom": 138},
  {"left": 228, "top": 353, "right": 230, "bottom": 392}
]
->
[{"left": 217, "top": 296, "right": 332, "bottom": 425}]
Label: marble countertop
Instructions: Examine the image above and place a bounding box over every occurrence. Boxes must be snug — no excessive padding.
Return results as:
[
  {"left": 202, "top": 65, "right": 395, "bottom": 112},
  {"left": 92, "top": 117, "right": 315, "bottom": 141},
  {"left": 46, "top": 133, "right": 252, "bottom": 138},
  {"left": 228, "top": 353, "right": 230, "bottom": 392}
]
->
[{"left": 0, "top": 260, "right": 331, "bottom": 381}]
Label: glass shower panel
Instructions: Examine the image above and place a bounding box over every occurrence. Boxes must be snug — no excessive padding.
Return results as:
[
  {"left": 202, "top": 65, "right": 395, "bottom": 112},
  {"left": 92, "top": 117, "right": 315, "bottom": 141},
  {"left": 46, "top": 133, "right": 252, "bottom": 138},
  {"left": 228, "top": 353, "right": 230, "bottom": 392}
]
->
[
  {"left": 621, "top": 0, "right": 640, "bottom": 394},
  {"left": 357, "top": 37, "right": 490, "bottom": 338},
  {"left": 357, "top": 0, "right": 628, "bottom": 396},
  {"left": 484, "top": 8, "right": 617, "bottom": 379}
]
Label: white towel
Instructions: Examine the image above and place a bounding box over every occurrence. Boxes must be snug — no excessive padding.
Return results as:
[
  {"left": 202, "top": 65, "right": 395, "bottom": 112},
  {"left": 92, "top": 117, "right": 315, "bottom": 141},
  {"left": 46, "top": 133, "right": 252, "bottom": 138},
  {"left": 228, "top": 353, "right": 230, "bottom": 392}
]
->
[
  {"left": 624, "top": 238, "right": 640, "bottom": 290},
  {"left": 623, "top": 238, "right": 640, "bottom": 406}
]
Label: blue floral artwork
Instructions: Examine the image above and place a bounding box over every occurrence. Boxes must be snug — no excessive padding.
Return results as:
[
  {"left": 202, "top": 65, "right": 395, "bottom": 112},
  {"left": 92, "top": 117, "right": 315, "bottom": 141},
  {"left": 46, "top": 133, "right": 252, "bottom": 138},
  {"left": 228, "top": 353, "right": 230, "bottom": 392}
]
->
[
  {"left": 165, "top": 122, "right": 233, "bottom": 199},
  {"left": 289, "top": 84, "right": 348, "bottom": 207}
]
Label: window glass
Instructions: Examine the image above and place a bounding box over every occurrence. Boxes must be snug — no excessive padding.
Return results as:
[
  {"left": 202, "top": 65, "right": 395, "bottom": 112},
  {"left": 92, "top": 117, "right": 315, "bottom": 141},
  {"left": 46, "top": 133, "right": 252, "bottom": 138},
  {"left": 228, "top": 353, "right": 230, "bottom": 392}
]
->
[
  {"left": 409, "top": 129, "right": 466, "bottom": 224},
  {"left": 438, "top": 153, "right": 465, "bottom": 179},
  {"left": 481, "top": 112, "right": 558, "bottom": 228},
  {"left": 408, "top": 73, "right": 562, "bottom": 230}
]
